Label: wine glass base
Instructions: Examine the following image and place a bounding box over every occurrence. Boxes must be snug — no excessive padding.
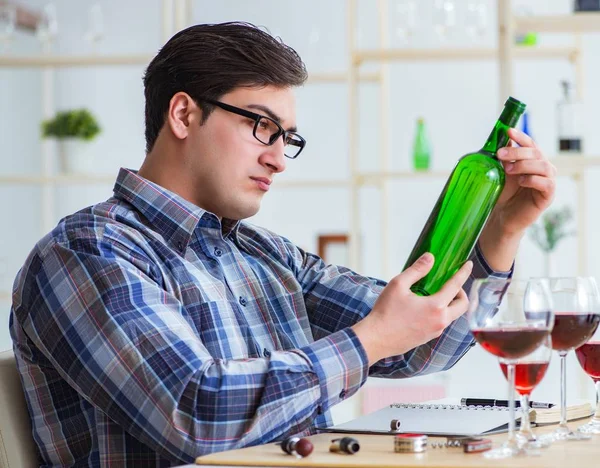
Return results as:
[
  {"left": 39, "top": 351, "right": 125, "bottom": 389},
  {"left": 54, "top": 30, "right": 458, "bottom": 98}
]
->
[
  {"left": 515, "top": 431, "right": 551, "bottom": 449},
  {"left": 565, "top": 431, "right": 592, "bottom": 441},
  {"left": 483, "top": 442, "right": 526, "bottom": 459},
  {"left": 578, "top": 422, "right": 600, "bottom": 434},
  {"left": 547, "top": 427, "right": 592, "bottom": 442}
]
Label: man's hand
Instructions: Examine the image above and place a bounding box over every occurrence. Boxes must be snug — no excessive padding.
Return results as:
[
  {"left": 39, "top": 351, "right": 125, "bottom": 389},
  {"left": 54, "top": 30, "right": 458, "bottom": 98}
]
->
[
  {"left": 352, "top": 253, "right": 473, "bottom": 365},
  {"left": 479, "top": 128, "right": 556, "bottom": 271}
]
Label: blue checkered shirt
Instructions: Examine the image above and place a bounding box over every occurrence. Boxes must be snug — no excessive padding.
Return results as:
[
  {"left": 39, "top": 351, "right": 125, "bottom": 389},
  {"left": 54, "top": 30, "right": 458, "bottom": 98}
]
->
[{"left": 10, "top": 168, "right": 510, "bottom": 467}]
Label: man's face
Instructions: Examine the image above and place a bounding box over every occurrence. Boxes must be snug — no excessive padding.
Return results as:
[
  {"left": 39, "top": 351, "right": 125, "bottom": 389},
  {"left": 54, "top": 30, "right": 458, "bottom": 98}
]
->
[{"left": 186, "top": 85, "right": 296, "bottom": 220}]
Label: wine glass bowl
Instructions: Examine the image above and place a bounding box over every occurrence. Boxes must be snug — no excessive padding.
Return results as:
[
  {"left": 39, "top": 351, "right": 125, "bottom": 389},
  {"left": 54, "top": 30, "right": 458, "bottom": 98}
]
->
[
  {"left": 575, "top": 315, "right": 600, "bottom": 434},
  {"left": 0, "top": 3, "right": 16, "bottom": 51},
  {"left": 545, "top": 277, "right": 600, "bottom": 442},
  {"left": 468, "top": 278, "right": 553, "bottom": 459},
  {"left": 499, "top": 335, "right": 552, "bottom": 450}
]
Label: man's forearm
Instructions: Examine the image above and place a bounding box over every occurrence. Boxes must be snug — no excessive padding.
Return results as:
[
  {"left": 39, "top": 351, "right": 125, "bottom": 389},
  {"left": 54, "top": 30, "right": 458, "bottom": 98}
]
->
[{"left": 478, "top": 214, "right": 523, "bottom": 272}]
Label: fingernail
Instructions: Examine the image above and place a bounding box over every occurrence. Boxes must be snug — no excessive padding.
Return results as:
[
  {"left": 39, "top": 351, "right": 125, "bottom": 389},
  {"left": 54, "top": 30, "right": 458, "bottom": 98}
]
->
[
  {"left": 420, "top": 252, "right": 433, "bottom": 263},
  {"left": 465, "top": 261, "right": 473, "bottom": 270},
  {"left": 506, "top": 163, "right": 514, "bottom": 172},
  {"left": 497, "top": 148, "right": 508, "bottom": 157}
]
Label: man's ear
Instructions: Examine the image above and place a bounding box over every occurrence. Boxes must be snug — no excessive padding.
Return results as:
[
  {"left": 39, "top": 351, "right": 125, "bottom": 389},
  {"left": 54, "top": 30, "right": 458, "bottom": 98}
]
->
[{"left": 167, "top": 92, "right": 197, "bottom": 140}]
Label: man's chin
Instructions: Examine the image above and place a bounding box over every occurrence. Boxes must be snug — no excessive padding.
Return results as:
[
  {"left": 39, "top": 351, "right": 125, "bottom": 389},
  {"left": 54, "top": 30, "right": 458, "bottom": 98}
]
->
[{"left": 225, "top": 202, "right": 261, "bottom": 221}]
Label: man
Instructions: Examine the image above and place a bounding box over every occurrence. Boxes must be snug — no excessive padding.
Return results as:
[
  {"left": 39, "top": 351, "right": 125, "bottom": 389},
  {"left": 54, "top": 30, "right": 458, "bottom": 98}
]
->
[{"left": 10, "top": 22, "right": 556, "bottom": 467}]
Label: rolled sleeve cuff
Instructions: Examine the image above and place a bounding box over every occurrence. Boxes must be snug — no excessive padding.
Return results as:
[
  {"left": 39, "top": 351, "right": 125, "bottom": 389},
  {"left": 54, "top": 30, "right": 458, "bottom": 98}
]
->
[
  {"left": 300, "top": 328, "right": 368, "bottom": 414},
  {"left": 472, "top": 243, "right": 514, "bottom": 279}
]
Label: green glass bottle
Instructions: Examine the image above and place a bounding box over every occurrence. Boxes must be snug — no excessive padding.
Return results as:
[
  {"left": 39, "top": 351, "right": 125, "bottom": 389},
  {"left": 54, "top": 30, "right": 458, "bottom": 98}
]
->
[
  {"left": 403, "top": 97, "right": 526, "bottom": 296},
  {"left": 413, "top": 118, "right": 431, "bottom": 171}
]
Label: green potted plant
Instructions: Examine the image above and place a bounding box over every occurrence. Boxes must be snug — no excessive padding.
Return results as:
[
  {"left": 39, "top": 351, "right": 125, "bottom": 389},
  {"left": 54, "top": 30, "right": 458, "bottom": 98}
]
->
[
  {"left": 529, "top": 206, "right": 575, "bottom": 276},
  {"left": 41, "top": 108, "right": 101, "bottom": 174}
]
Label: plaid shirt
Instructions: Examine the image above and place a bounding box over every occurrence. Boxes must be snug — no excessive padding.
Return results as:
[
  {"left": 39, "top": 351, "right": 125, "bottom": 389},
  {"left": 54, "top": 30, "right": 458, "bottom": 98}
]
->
[{"left": 10, "top": 168, "right": 510, "bottom": 467}]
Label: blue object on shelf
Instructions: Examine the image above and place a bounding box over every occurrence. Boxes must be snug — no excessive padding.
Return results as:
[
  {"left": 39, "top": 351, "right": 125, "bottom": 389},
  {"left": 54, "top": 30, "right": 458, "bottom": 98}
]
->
[{"left": 521, "top": 111, "right": 533, "bottom": 139}]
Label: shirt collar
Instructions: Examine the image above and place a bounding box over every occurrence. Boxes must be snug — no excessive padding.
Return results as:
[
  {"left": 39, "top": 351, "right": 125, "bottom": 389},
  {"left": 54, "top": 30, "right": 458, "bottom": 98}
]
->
[{"left": 112, "top": 168, "right": 241, "bottom": 251}]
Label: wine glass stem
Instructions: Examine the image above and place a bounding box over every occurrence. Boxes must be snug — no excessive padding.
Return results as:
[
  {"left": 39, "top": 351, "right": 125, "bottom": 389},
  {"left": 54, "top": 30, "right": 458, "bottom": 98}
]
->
[
  {"left": 592, "top": 380, "right": 600, "bottom": 424},
  {"left": 560, "top": 352, "right": 568, "bottom": 430},
  {"left": 507, "top": 363, "right": 517, "bottom": 446},
  {"left": 519, "top": 393, "right": 533, "bottom": 438}
]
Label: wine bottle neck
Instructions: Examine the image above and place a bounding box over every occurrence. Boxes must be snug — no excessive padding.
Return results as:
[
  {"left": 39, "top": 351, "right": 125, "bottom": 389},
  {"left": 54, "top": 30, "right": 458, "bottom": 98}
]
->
[{"left": 481, "top": 99, "right": 526, "bottom": 156}]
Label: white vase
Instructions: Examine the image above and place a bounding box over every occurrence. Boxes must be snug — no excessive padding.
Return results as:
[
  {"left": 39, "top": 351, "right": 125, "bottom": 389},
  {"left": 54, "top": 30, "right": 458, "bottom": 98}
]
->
[{"left": 57, "top": 139, "right": 96, "bottom": 174}]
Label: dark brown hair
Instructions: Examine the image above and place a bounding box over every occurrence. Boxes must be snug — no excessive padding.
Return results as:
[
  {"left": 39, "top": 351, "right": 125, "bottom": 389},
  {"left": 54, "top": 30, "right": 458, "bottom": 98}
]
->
[{"left": 143, "top": 22, "right": 308, "bottom": 153}]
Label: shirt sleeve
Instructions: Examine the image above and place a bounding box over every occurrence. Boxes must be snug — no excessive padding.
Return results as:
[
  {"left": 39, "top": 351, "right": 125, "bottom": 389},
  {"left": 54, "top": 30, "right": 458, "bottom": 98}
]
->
[
  {"left": 287, "top": 239, "right": 513, "bottom": 378},
  {"left": 12, "top": 236, "right": 368, "bottom": 462}
]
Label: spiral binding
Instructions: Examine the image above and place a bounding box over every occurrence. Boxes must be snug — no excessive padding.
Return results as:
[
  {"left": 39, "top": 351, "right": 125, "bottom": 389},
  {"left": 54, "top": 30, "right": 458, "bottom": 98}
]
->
[{"left": 389, "top": 403, "right": 510, "bottom": 411}]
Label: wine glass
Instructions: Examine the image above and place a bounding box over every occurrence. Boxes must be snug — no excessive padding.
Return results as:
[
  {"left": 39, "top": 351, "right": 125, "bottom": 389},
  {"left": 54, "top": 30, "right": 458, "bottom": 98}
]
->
[
  {"left": 575, "top": 311, "right": 600, "bottom": 434},
  {"left": 465, "top": 0, "right": 488, "bottom": 40},
  {"left": 433, "top": 0, "right": 456, "bottom": 41},
  {"left": 36, "top": 3, "right": 58, "bottom": 51},
  {"left": 0, "top": 3, "right": 16, "bottom": 51},
  {"left": 546, "top": 277, "right": 600, "bottom": 441},
  {"left": 392, "top": 0, "right": 418, "bottom": 43},
  {"left": 468, "top": 278, "right": 553, "bottom": 459},
  {"left": 84, "top": 3, "right": 104, "bottom": 52},
  {"left": 499, "top": 335, "right": 552, "bottom": 450}
]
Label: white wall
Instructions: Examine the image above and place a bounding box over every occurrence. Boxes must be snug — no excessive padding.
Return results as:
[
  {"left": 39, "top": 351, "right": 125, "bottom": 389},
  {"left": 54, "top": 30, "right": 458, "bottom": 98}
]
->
[{"left": 2, "top": 0, "right": 599, "bottom": 415}]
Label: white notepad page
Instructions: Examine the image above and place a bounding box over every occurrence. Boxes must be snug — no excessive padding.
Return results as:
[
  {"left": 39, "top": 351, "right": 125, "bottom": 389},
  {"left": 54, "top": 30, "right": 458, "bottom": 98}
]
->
[{"left": 328, "top": 402, "right": 522, "bottom": 437}]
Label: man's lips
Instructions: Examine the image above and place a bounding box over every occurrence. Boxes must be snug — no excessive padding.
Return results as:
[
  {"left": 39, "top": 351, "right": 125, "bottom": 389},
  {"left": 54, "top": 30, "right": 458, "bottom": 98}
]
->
[{"left": 251, "top": 177, "right": 272, "bottom": 191}]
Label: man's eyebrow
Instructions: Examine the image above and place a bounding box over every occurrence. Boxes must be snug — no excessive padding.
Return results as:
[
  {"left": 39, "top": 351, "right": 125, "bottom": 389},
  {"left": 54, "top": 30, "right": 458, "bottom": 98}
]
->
[{"left": 247, "top": 104, "right": 298, "bottom": 133}]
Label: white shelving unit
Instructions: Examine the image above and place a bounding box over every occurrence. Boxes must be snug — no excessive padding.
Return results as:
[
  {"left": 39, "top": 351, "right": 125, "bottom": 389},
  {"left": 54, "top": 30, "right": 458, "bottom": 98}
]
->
[
  {"left": 2, "top": 0, "right": 600, "bottom": 294},
  {"left": 346, "top": 0, "right": 600, "bottom": 279},
  {"left": 498, "top": 0, "right": 600, "bottom": 277},
  {"left": 0, "top": 0, "right": 382, "bottom": 298}
]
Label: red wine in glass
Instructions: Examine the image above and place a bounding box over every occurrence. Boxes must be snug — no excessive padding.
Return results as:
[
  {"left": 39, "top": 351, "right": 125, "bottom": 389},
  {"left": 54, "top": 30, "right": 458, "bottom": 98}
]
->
[
  {"left": 500, "top": 362, "right": 549, "bottom": 395},
  {"left": 472, "top": 327, "right": 549, "bottom": 360},
  {"left": 576, "top": 342, "right": 600, "bottom": 382},
  {"left": 551, "top": 313, "right": 600, "bottom": 351}
]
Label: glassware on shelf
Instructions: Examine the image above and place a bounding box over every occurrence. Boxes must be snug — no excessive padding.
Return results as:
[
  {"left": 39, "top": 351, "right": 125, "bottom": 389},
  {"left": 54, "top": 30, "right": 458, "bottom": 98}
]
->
[
  {"left": 392, "top": 0, "right": 418, "bottom": 43},
  {"left": 465, "top": 0, "right": 488, "bottom": 40},
  {"left": 547, "top": 277, "right": 600, "bottom": 442},
  {"left": 36, "top": 3, "right": 58, "bottom": 51},
  {"left": 433, "top": 0, "right": 456, "bottom": 41},
  {"left": 557, "top": 81, "right": 584, "bottom": 154},
  {"left": 576, "top": 323, "right": 600, "bottom": 434},
  {"left": 84, "top": 3, "right": 104, "bottom": 52},
  {"left": 499, "top": 335, "right": 552, "bottom": 451},
  {"left": 412, "top": 117, "right": 431, "bottom": 171},
  {"left": 468, "top": 278, "right": 553, "bottom": 459},
  {"left": 0, "top": 3, "right": 16, "bottom": 51},
  {"left": 514, "top": 6, "right": 538, "bottom": 46}
]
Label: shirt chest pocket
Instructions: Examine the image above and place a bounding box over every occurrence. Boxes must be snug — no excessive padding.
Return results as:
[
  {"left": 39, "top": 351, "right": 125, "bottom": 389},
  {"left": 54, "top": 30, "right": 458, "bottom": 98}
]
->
[{"left": 184, "top": 300, "right": 259, "bottom": 360}]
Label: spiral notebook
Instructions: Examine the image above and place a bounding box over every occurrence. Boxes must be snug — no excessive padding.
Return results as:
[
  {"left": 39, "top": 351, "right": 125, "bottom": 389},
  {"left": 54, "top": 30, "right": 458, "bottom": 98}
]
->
[{"left": 325, "top": 403, "right": 523, "bottom": 437}]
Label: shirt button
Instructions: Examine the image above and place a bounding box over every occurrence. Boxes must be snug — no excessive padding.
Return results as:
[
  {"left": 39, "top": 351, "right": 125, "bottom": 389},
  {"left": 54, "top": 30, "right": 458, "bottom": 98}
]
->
[
  {"left": 317, "top": 406, "right": 323, "bottom": 415},
  {"left": 239, "top": 296, "right": 247, "bottom": 307},
  {"left": 177, "top": 241, "right": 184, "bottom": 252},
  {"left": 339, "top": 389, "right": 346, "bottom": 399},
  {"left": 263, "top": 348, "right": 271, "bottom": 357},
  {"left": 214, "top": 247, "right": 223, "bottom": 257}
]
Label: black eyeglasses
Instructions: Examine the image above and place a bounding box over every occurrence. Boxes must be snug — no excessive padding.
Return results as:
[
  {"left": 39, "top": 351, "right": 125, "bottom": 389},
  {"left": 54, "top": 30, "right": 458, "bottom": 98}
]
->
[{"left": 202, "top": 98, "right": 306, "bottom": 159}]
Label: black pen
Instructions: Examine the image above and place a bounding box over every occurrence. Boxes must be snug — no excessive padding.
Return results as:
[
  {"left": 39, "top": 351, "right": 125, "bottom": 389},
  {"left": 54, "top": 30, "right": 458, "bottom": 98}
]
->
[{"left": 461, "top": 398, "right": 555, "bottom": 409}]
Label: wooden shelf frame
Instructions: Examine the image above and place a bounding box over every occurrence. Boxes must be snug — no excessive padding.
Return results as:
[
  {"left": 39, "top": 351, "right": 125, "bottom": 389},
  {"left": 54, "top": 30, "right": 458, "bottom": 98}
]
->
[
  {"left": 353, "top": 46, "right": 580, "bottom": 65},
  {"left": 515, "top": 12, "right": 600, "bottom": 34}
]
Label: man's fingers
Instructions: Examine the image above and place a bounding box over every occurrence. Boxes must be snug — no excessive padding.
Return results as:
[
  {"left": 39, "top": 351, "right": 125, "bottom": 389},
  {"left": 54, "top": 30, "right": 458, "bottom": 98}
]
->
[
  {"left": 504, "top": 159, "right": 556, "bottom": 178},
  {"left": 446, "top": 288, "right": 470, "bottom": 321},
  {"left": 434, "top": 261, "right": 473, "bottom": 304},
  {"left": 507, "top": 127, "right": 538, "bottom": 149},
  {"left": 398, "top": 253, "right": 435, "bottom": 289}
]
